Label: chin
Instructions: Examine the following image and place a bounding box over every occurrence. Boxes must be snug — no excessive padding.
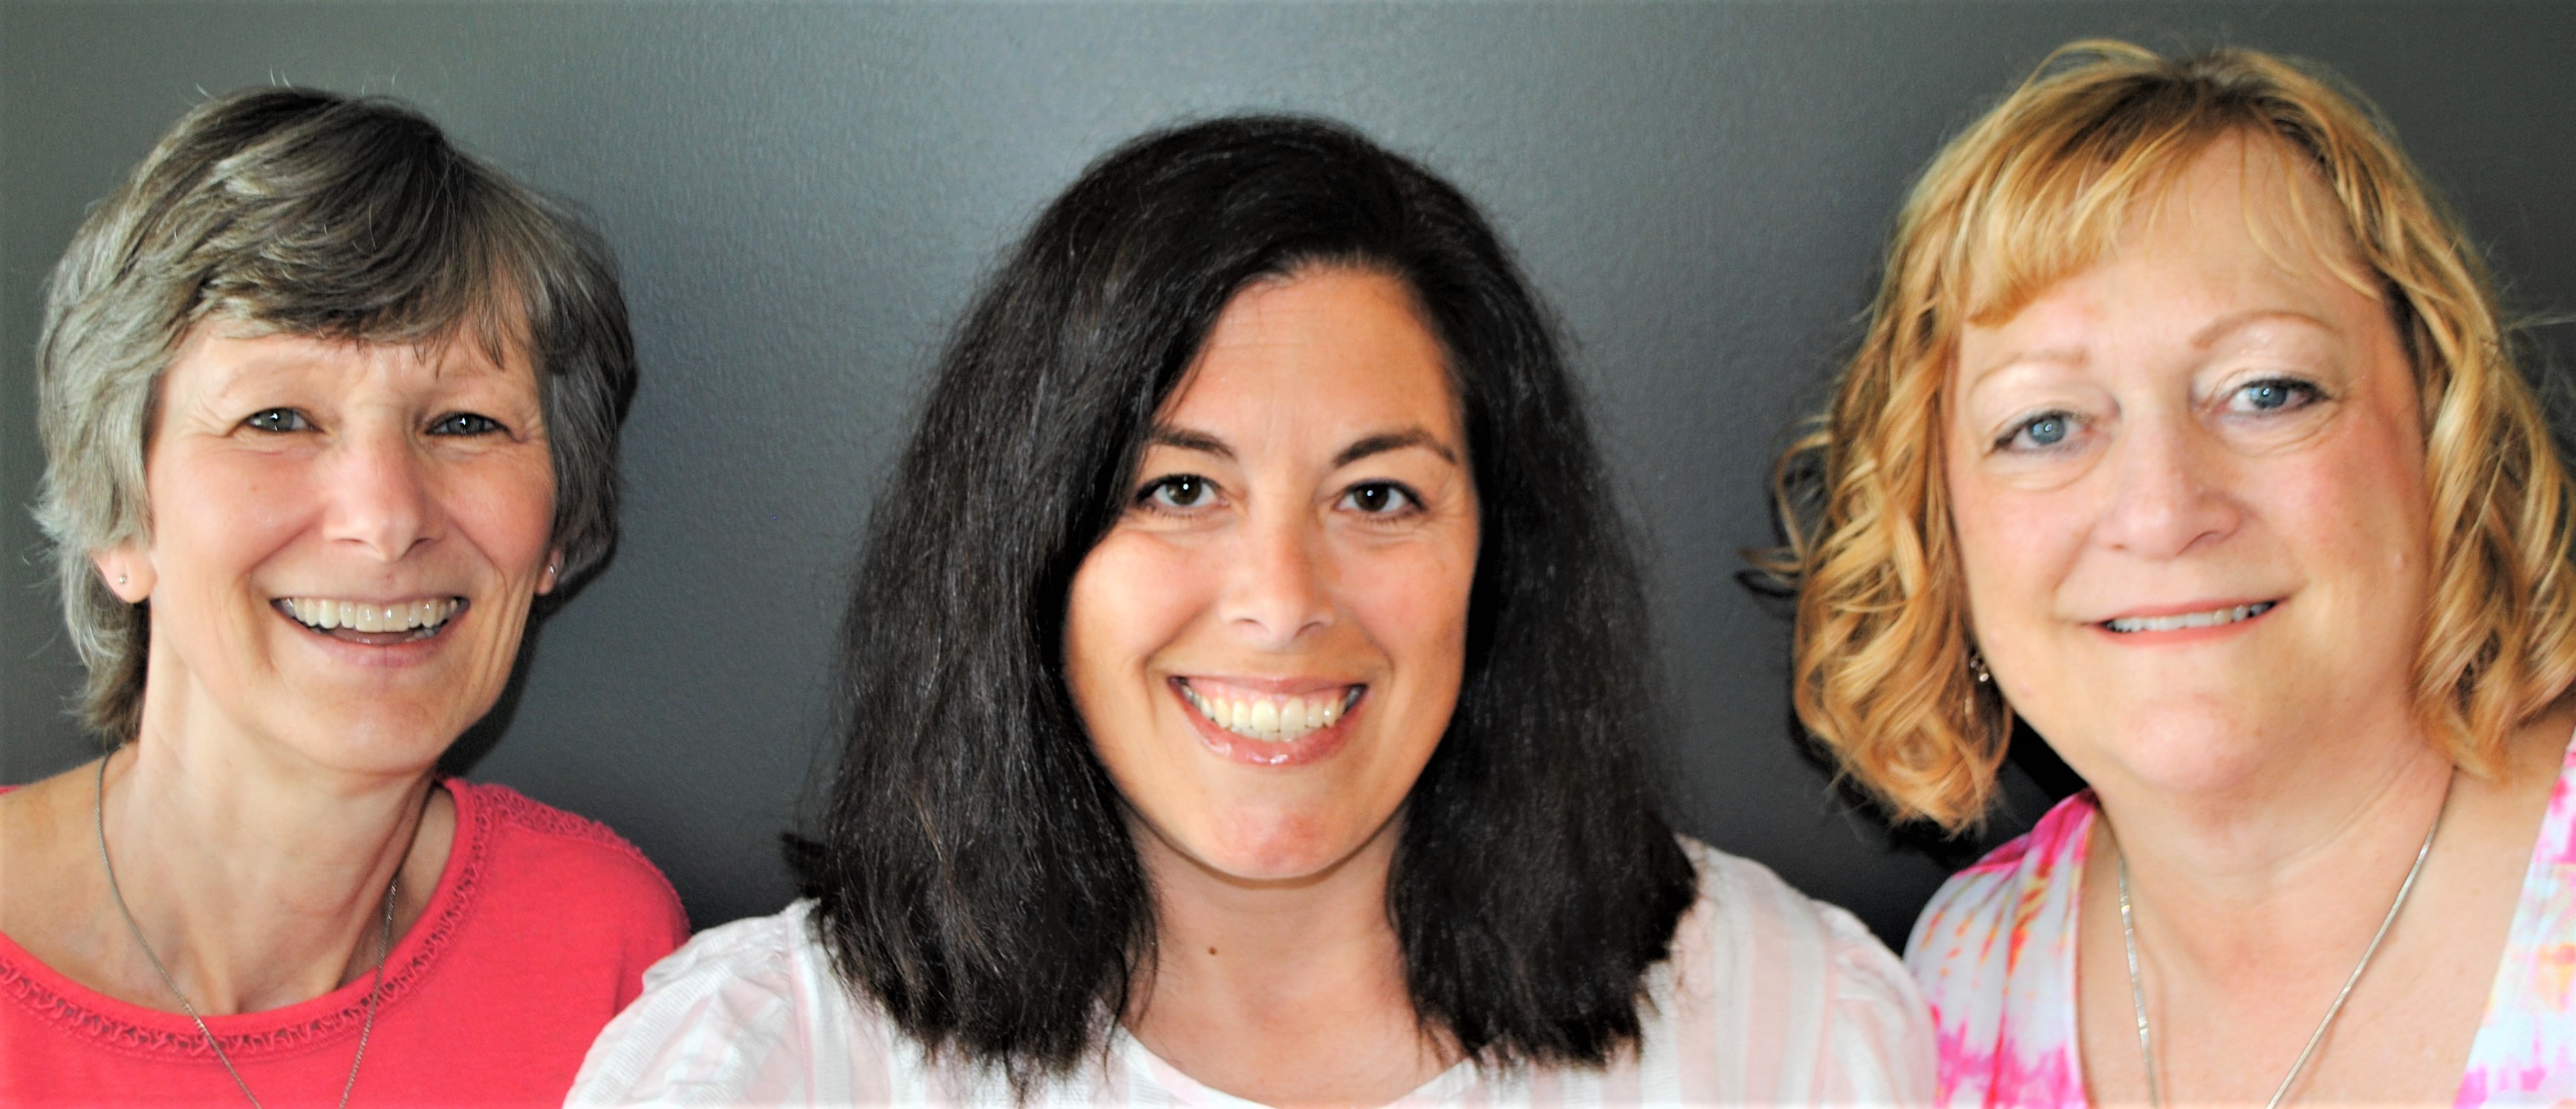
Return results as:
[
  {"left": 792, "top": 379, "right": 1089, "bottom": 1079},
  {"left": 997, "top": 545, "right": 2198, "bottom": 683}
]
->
[
  {"left": 1172, "top": 807, "right": 1383, "bottom": 883},
  {"left": 275, "top": 712, "right": 469, "bottom": 777},
  {"left": 2081, "top": 713, "right": 2282, "bottom": 796}
]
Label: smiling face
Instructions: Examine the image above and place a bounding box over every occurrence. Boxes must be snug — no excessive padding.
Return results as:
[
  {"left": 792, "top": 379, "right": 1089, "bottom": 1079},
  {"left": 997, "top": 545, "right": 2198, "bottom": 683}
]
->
[
  {"left": 99, "top": 322, "right": 559, "bottom": 777},
  {"left": 1944, "top": 133, "right": 2430, "bottom": 796},
  {"left": 1063, "top": 267, "right": 1479, "bottom": 882}
]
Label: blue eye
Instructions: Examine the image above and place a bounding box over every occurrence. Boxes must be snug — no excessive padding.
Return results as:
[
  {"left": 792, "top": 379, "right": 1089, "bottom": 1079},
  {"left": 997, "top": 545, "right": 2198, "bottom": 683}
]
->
[
  {"left": 2230, "top": 378, "right": 2321, "bottom": 414},
  {"left": 2002, "top": 412, "right": 2076, "bottom": 451},
  {"left": 243, "top": 409, "right": 310, "bottom": 434},
  {"left": 1340, "top": 483, "right": 1417, "bottom": 516},
  {"left": 429, "top": 413, "right": 503, "bottom": 436}
]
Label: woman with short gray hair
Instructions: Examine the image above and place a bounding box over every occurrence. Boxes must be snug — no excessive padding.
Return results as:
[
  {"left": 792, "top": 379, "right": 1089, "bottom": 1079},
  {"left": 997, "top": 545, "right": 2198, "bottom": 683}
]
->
[{"left": 0, "top": 88, "right": 686, "bottom": 1106}]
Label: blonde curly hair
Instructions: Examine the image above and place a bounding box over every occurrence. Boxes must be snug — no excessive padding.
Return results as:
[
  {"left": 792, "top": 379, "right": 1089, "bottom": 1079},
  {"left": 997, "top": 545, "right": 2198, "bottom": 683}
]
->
[{"left": 1770, "top": 40, "right": 2576, "bottom": 831}]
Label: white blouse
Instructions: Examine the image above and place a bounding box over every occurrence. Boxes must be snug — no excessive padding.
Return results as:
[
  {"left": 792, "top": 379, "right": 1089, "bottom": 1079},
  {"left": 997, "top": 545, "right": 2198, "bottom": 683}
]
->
[{"left": 569, "top": 840, "right": 1933, "bottom": 1107}]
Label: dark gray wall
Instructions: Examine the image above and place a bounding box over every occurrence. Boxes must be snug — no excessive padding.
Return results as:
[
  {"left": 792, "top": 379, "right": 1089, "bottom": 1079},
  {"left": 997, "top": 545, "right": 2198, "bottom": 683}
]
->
[{"left": 6, "top": 2, "right": 2572, "bottom": 946}]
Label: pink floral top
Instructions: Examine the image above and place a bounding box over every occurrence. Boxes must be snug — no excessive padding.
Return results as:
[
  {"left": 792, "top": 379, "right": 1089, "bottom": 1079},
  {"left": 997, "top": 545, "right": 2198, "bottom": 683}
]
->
[{"left": 1907, "top": 736, "right": 2576, "bottom": 1107}]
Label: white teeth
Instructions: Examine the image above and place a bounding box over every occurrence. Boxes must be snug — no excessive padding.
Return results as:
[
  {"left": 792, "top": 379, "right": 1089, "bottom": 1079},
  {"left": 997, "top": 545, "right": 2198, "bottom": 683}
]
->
[
  {"left": 2105, "top": 601, "right": 2274, "bottom": 634},
  {"left": 1181, "top": 684, "right": 1359, "bottom": 744},
  {"left": 284, "top": 597, "right": 459, "bottom": 635}
]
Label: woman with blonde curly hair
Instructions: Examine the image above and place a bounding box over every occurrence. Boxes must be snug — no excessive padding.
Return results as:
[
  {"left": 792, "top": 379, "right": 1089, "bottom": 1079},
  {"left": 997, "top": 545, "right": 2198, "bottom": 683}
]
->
[{"left": 1777, "top": 40, "right": 2576, "bottom": 1106}]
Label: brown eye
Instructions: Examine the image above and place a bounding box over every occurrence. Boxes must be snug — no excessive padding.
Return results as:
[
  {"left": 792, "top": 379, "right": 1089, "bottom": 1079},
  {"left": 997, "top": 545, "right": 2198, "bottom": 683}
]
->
[
  {"left": 1340, "top": 482, "right": 1417, "bottom": 516},
  {"left": 1144, "top": 475, "right": 1211, "bottom": 510}
]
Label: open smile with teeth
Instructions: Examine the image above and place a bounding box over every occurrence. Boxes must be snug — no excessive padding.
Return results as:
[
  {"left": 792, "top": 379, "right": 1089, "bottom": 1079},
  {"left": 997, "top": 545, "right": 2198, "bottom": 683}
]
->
[
  {"left": 277, "top": 596, "right": 464, "bottom": 640},
  {"left": 1180, "top": 681, "right": 1362, "bottom": 744},
  {"left": 2103, "top": 600, "right": 2275, "bottom": 634}
]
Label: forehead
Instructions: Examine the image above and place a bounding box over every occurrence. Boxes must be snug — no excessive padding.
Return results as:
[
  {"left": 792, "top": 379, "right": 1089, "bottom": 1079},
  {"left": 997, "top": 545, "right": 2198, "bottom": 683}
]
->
[
  {"left": 1962, "top": 135, "right": 2381, "bottom": 345},
  {"left": 1965, "top": 131, "right": 2374, "bottom": 329},
  {"left": 1162, "top": 267, "right": 1459, "bottom": 438}
]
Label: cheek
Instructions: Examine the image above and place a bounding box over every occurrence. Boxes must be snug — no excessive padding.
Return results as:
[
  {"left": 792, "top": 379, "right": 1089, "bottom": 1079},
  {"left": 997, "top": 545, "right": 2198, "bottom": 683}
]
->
[
  {"left": 1064, "top": 535, "right": 1203, "bottom": 721},
  {"left": 2276, "top": 418, "right": 2432, "bottom": 605},
  {"left": 446, "top": 453, "right": 559, "bottom": 575},
  {"left": 1945, "top": 464, "right": 2078, "bottom": 640},
  {"left": 1341, "top": 541, "right": 1475, "bottom": 706},
  {"left": 147, "top": 449, "right": 312, "bottom": 588}
]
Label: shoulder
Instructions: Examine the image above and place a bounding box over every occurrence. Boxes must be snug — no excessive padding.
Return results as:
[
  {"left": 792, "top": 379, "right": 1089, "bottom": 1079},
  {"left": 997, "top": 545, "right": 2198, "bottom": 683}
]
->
[
  {"left": 1659, "top": 839, "right": 1935, "bottom": 1103},
  {"left": 570, "top": 901, "right": 914, "bottom": 1105},
  {"left": 1904, "top": 791, "right": 2094, "bottom": 980},
  {"left": 448, "top": 779, "right": 686, "bottom": 934},
  {"left": 1675, "top": 839, "right": 1915, "bottom": 1003},
  {"left": 1901, "top": 793, "right": 2094, "bottom": 1108}
]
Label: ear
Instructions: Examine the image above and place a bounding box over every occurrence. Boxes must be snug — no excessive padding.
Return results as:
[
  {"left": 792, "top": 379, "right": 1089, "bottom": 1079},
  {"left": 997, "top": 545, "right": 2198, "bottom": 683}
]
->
[
  {"left": 91, "top": 546, "right": 155, "bottom": 605},
  {"left": 537, "top": 549, "right": 565, "bottom": 596}
]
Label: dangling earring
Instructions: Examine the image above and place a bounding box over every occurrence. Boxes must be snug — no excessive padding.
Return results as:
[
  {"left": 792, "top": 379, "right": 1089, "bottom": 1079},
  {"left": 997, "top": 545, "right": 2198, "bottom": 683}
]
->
[{"left": 1967, "top": 650, "right": 1991, "bottom": 685}]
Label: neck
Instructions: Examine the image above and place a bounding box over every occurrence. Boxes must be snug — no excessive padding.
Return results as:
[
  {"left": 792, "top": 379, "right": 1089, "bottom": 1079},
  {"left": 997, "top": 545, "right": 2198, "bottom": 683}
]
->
[
  {"left": 2084, "top": 706, "right": 2467, "bottom": 979},
  {"left": 100, "top": 698, "right": 440, "bottom": 1014},
  {"left": 1126, "top": 819, "right": 1449, "bottom": 1107}
]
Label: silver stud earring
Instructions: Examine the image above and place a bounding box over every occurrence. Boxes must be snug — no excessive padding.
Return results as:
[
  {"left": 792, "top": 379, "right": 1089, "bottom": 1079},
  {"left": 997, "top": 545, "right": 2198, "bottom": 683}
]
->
[
  {"left": 1968, "top": 650, "right": 1992, "bottom": 685},
  {"left": 117, "top": 573, "right": 129, "bottom": 586}
]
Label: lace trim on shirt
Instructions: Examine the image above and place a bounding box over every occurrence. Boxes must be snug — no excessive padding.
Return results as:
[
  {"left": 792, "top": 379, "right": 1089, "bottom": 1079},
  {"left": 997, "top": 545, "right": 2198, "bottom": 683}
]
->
[
  {"left": 0, "top": 779, "right": 498, "bottom": 1061},
  {"left": 474, "top": 781, "right": 663, "bottom": 869}
]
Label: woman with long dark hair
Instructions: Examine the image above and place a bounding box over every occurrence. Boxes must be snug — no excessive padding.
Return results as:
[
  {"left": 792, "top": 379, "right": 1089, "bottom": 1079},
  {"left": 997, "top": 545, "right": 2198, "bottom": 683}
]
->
[{"left": 574, "top": 114, "right": 1928, "bottom": 1105}]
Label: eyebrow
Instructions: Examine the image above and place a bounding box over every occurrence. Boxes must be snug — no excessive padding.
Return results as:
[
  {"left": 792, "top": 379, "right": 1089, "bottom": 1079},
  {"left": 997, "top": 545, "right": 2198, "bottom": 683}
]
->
[
  {"left": 2190, "top": 308, "right": 2335, "bottom": 348},
  {"left": 1147, "top": 426, "right": 1234, "bottom": 460},
  {"left": 1142, "top": 425, "right": 1460, "bottom": 468},
  {"left": 1970, "top": 308, "right": 2339, "bottom": 387},
  {"left": 1333, "top": 427, "right": 1457, "bottom": 469}
]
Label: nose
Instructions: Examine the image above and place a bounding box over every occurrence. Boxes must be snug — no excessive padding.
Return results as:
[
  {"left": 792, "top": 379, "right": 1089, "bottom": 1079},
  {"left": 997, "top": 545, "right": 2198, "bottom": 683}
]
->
[
  {"left": 2095, "top": 410, "right": 2240, "bottom": 559},
  {"left": 1220, "top": 509, "right": 1333, "bottom": 648},
  {"left": 322, "top": 423, "right": 441, "bottom": 562}
]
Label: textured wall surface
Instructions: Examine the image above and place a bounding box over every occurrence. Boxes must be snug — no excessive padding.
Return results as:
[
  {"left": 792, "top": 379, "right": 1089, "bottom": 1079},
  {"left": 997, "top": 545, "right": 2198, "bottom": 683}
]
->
[{"left": 5, "top": 2, "right": 2572, "bottom": 945}]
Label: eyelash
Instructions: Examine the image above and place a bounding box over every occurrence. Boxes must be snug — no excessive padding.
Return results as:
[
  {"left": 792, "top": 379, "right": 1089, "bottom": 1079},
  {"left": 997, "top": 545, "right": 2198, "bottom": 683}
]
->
[
  {"left": 238, "top": 410, "right": 507, "bottom": 436},
  {"left": 1994, "top": 411, "right": 2079, "bottom": 454},
  {"left": 243, "top": 409, "right": 311, "bottom": 434},
  {"left": 1991, "top": 376, "right": 2332, "bottom": 455},
  {"left": 1130, "top": 475, "right": 1426, "bottom": 520},
  {"left": 2225, "top": 376, "right": 2326, "bottom": 414},
  {"left": 429, "top": 413, "right": 505, "bottom": 436},
  {"left": 1339, "top": 482, "right": 1420, "bottom": 518},
  {"left": 1137, "top": 474, "right": 1219, "bottom": 515}
]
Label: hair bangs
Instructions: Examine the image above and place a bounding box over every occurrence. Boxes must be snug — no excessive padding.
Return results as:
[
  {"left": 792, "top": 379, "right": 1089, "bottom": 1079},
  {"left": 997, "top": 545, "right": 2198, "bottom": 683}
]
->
[{"left": 191, "top": 115, "right": 544, "bottom": 368}]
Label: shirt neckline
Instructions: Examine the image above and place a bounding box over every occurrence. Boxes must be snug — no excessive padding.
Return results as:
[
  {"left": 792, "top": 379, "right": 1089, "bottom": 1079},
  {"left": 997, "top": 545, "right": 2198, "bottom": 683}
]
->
[
  {"left": 2047, "top": 724, "right": 2576, "bottom": 1105},
  {"left": 0, "top": 777, "right": 489, "bottom": 1061},
  {"left": 1113, "top": 1024, "right": 1483, "bottom": 1108}
]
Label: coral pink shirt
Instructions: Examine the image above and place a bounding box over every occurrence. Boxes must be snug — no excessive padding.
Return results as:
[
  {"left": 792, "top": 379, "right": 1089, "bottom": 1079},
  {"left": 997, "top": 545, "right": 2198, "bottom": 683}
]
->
[{"left": 1, "top": 778, "right": 689, "bottom": 1107}]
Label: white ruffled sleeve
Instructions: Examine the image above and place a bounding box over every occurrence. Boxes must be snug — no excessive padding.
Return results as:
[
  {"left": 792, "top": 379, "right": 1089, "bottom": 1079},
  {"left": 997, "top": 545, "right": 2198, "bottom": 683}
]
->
[{"left": 568, "top": 901, "right": 879, "bottom": 1107}]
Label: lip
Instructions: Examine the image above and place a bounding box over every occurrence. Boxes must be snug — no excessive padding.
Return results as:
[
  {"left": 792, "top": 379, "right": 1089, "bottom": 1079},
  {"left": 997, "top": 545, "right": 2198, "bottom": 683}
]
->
[
  {"left": 1169, "top": 676, "right": 1364, "bottom": 767},
  {"left": 271, "top": 596, "right": 470, "bottom": 666},
  {"left": 2086, "top": 596, "right": 2281, "bottom": 645}
]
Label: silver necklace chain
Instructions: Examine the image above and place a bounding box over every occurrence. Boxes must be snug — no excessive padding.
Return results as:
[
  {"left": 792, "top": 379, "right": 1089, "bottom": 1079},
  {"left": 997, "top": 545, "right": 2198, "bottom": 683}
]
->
[
  {"left": 2115, "top": 770, "right": 2452, "bottom": 1109},
  {"left": 94, "top": 754, "right": 395, "bottom": 1109}
]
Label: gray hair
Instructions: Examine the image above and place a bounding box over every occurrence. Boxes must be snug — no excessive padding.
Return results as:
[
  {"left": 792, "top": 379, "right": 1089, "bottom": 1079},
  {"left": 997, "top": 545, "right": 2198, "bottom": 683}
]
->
[{"left": 34, "top": 87, "right": 638, "bottom": 741}]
